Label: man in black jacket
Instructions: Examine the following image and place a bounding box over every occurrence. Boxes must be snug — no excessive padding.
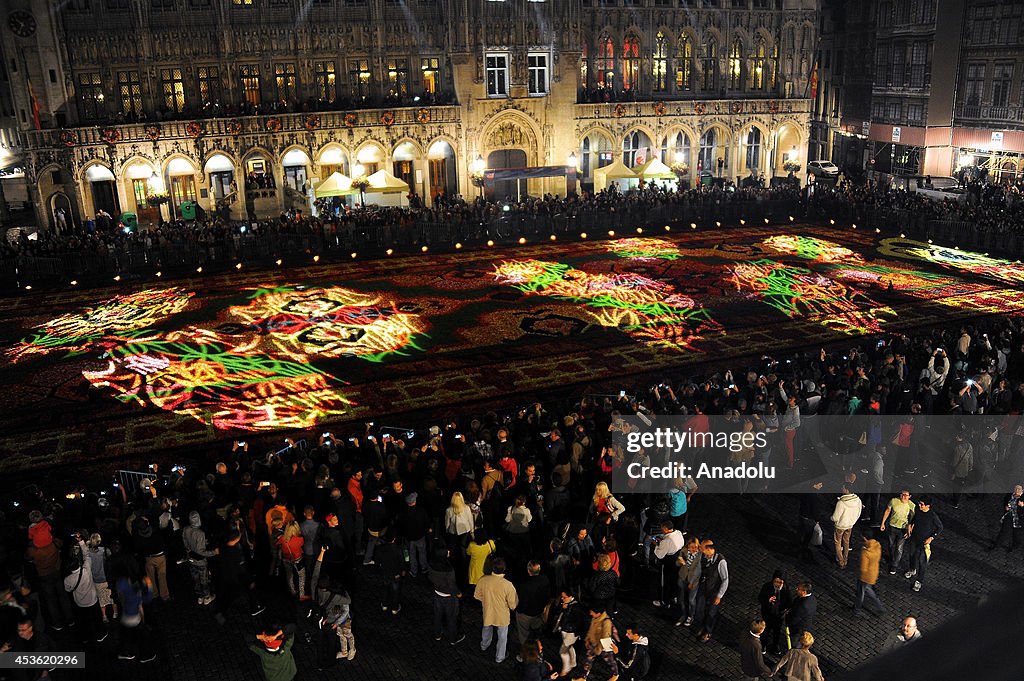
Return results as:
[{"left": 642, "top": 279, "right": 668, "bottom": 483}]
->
[
  {"left": 514, "top": 561, "right": 550, "bottom": 660},
  {"left": 785, "top": 581, "right": 817, "bottom": 648},
  {"left": 427, "top": 548, "right": 464, "bottom": 644},
  {"left": 2, "top": 617, "right": 56, "bottom": 681},
  {"left": 757, "top": 571, "right": 792, "bottom": 656},
  {"left": 361, "top": 494, "right": 388, "bottom": 566},
  {"left": 739, "top": 619, "right": 773, "bottom": 680},
  {"left": 376, "top": 531, "right": 405, "bottom": 615},
  {"left": 615, "top": 622, "right": 651, "bottom": 681},
  {"left": 397, "top": 493, "right": 431, "bottom": 577},
  {"left": 906, "top": 495, "right": 943, "bottom": 593}
]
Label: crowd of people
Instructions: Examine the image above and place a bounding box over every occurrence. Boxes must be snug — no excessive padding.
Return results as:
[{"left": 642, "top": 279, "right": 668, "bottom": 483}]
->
[
  {"left": 1, "top": 182, "right": 801, "bottom": 265},
  {"left": 3, "top": 310, "right": 1023, "bottom": 680},
  {"left": 809, "top": 173, "right": 1024, "bottom": 234},
  {"left": 6, "top": 171, "right": 1024, "bottom": 273}
]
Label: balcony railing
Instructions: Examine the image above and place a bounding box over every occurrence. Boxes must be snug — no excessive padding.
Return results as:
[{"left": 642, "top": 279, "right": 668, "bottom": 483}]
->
[
  {"left": 958, "top": 104, "right": 1024, "bottom": 125},
  {"left": 25, "top": 105, "right": 463, "bottom": 149},
  {"left": 574, "top": 97, "right": 811, "bottom": 121}
]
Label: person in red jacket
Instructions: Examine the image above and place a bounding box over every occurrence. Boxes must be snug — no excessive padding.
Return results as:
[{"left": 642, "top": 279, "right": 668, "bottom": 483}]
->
[{"left": 277, "top": 522, "right": 308, "bottom": 601}]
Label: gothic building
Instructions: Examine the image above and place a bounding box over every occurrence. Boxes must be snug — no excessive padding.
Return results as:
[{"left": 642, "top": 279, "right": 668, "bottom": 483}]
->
[{"left": 1, "top": 0, "right": 817, "bottom": 230}]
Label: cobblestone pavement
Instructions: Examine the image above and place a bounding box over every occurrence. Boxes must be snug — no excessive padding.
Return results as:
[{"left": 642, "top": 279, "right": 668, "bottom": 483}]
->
[{"left": 61, "top": 490, "right": 1023, "bottom": 681}]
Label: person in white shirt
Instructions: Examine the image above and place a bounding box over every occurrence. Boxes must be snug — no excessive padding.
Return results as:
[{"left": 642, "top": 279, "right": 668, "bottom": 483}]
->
[
  {"left": 652, "top": 521, "right": 684, "bottom": 608},
  {"left": 64, "top": 534, "right": 106, "bottom": 643}
]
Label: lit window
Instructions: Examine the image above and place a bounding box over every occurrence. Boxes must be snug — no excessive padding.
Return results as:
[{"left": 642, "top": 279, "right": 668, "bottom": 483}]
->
[
  {"left": 528, "top": 53, "right": 548, "bottom": 95},
  {"left": 486, "top": 53, "right": 509, "bottom": 97}
]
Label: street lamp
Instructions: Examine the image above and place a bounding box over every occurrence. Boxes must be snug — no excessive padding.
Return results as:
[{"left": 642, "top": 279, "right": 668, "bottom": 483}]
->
[
  {"left": 470, "top": 154, "right": 486, "bottom": 198},
  {"left": 567, "top": 151, "right": 577, "bottom": 168}
]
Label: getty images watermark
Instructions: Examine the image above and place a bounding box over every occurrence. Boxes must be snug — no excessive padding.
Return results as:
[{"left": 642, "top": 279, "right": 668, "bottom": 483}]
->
[
  {"left": 611, "top": 415, "right": 1024, "bottom": 495},
  {"left": 622, "top": 427, "right": 774, "bottom": 481}
]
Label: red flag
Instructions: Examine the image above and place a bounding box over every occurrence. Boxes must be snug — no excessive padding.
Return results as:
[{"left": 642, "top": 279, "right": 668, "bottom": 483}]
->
[
  {"left": 810, "top": 64, "right": 819, "bottom": 100},
  {"left": 26, "top": 79, "right": 41, "bottom": 130}
]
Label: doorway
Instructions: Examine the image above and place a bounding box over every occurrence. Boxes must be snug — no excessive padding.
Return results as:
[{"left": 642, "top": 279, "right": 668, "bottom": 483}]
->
[
  {"left": 487, "top": 149, "right": 527, "bottom": 201},
  {"left": 170, "top": 175, "right": 197, "bottom": 218},
  {"left": 90, "top": 180, "right": 118, "bottom": 216}
]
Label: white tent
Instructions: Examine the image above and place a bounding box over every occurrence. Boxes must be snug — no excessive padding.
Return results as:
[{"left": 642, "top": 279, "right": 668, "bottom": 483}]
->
[
  {"left": 314, "top": 172, "right": 355, "bottom": 197},
  {"left": 359, "top": 169, "right": 410, "bottom": 206},
  {"left": 634, "top": 157, "right": 679, "bottom": 190},
  {"left": 365, "top": 169, "right": 410, "bottom": 194},
  {"left": 634, "top": 157, "right": 677, "bottom": 180},
  {"left": 594, "top": 158, "right": 639, "bottom": 192}
]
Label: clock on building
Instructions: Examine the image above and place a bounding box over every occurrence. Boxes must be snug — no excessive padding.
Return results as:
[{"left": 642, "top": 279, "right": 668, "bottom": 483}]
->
[{"left": 8, "top": 10, "right": 37, "bottom": 38}]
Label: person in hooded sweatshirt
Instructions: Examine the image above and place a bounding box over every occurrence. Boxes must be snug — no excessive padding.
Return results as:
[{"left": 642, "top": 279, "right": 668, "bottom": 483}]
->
[
  {"left": 182, "top": 511, "right": 218, "bottom": 605},
  {"left": 249, "top": 623, "right": 297, "bottom": 681},
  {"left": 615, "top": 622, "right": 651, "bottom": 681}
]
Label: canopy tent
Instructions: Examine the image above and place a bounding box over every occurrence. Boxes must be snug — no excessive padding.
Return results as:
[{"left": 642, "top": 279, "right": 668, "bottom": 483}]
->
[
  {"left": 594, "top": 158, "right": 638, "bottom": 192},
  {"left": 634, "top": 157, "right": 677, "bottom": 180},
  {"left": 365, "top": 169, "right": 410, "bottom": 194},
  {"left": 314, "top": 172, "right": 355, "bottom": 197}
]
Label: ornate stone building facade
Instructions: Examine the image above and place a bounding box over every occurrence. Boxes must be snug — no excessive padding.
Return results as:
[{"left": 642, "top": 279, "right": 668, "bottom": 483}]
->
[{"left": 1, "top": 0, "right": 816, "bottom": 230}]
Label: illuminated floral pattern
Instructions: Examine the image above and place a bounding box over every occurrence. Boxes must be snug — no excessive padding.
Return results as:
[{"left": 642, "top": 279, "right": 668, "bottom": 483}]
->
[
  {"left": 192, "top": 286, "right": 428, "bottom": 362},
  {"left": 878, "top": 237, "right": 1024, "bottom": 286},
  {"left": 83, "top": 335, "right": 353, "bottom": 432},
  {"left": 493, "top": 259, "right": 719, "bottom": 350},
  {"left": 731, "top": 259, "right": 895, "bottom": 334},
  {"left": 761, "top": 235, "right": 858, "bottom": 263},
  {"left": 6, "top": 288, "right": 194, "bottom": 362},
  {"left": 605, "top": 237, "right": 685, "bottom": 261}
]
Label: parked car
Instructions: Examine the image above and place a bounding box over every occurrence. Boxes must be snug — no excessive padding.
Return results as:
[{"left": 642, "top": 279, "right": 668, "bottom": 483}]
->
[{"left": 808, "top": 160, "right": 840, "bottom": 177}]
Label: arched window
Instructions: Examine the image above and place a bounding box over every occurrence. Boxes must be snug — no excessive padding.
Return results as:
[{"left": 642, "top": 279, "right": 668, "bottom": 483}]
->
[
  {"left": 580, "top": 134, "right": 614, "bottom": 182},
  {"left": 580, "top": 42, "right": 589, "bottom": 93},
  {"left": 597, "top": 34, "right": 615, "bottom": 89},
  {"left": 699, "top": 128, "right": 717, "bottom": 172},
  {"left": 623, "top": 34, "right": 641, "bottom": 91},
  {"left": 676, "top": 33, "right": 692, "bottom": 92},
  {"left": 653, "top": 32, "right": 668, "bottom": 92},
  {"left": 623, "top": 131, "right": 647, "bottom": 167},
  {"left": 745, "top": 128, "right": 762, "bottom": 173},
  {"left": 753, "top": 38, "right": 767, "bottom": 90},
  {"left": 729, "top": 39, "right": 743, "bottom": 90},
  {"left": 662, "top": 131, "right": 690, "bottom": 167},
  {"left": 703, "top": 39, "right": 718, "bottom": 91}
]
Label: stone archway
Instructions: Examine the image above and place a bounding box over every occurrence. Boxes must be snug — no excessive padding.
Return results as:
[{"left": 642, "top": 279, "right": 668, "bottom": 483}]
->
[{"left": 479, "top": 112, "right": 542, "bottom": 199}]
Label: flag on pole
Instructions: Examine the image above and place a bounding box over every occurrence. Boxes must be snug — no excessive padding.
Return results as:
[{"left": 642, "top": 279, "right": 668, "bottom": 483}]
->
[{"left": 26, "top": 79, "right": 41, "bottom": 129}]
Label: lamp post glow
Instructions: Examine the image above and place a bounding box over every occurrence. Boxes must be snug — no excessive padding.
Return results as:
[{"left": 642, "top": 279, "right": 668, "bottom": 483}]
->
[{"left": 470, "top": 154, "right": 486, "bottom": 198}]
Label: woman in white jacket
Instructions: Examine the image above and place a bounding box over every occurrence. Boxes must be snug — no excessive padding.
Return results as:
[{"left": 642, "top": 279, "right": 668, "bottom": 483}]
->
[{"left": 591, "top": 482, "right": 626, "bottom": 521}]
